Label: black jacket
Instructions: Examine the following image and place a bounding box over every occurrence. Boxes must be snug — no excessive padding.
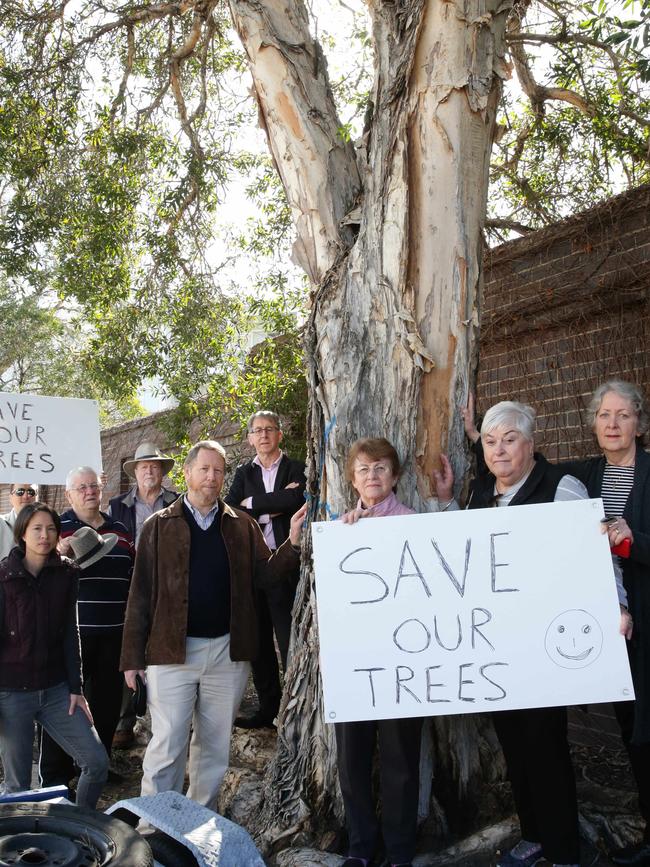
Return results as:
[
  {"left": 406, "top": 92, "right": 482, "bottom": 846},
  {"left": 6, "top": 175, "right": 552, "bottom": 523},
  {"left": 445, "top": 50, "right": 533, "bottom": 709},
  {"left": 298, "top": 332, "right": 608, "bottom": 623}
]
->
[
  {"left": 108, "top": 486, "right": 179, "bottom": 541},
  {"left": 0, "top": 549, "right": 82, "bottom": 693},
  {"left": 561, "top": 445, "right": 650, "bottom": 743},
  {"left": 467, "top": 453, "right": 568, "bottom": 510},
  {"left": 224, "top": 454, "right": 306, "bottom": 547}
]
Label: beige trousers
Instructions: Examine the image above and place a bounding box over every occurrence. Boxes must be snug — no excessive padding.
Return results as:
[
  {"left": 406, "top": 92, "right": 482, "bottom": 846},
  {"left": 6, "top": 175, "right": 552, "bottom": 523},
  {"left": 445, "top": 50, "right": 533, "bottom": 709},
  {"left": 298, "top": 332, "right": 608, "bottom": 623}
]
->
[{"left": 141, "top": 634, "right": 250, "bottom": 809}]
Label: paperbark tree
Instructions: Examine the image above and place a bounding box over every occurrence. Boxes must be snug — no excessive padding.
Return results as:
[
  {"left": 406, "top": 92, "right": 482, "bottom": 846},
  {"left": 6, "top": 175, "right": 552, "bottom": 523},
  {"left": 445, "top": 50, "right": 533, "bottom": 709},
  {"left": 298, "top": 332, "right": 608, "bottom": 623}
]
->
[
  {"left": 228, "top": 0, "right": 513, "bottom": 848},
  {"left": 2, "top": 0, "right": 648, "bottom": 851}
]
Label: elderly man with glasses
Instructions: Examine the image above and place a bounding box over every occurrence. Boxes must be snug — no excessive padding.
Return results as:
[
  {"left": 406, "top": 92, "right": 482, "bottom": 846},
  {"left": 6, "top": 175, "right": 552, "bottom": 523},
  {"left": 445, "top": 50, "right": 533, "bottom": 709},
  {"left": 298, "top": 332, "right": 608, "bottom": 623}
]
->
[
  {"left": 0, "top": 483, "right": 39, "bottom": 559},
  {"left": 39, "top": 466, "right": 134, "bottom": 790},
  {"left": 224, "top": 411, "right": 306, "bottom": 729}
]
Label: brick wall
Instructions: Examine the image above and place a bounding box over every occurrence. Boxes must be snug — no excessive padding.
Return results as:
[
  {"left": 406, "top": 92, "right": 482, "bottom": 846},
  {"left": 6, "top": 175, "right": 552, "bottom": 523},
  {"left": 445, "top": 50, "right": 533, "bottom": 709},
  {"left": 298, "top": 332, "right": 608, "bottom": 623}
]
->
[{"left": 477, "top": 184, "right": 650, "bottom": 462}]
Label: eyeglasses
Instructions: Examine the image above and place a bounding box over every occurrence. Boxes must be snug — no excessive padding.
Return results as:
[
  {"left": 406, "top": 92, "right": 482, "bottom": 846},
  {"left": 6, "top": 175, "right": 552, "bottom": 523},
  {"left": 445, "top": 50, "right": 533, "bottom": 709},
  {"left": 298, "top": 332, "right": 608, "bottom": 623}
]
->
[
  {"left": 353, "top": 463, "right": 392, "bottom": 478},
  {"left": 12, "top": 488, "right": 37, "bottom": 497},
  {"left": 69, "top": 483, "right": 101, "bottom": 493},
  {"left": 250, "top": 427, "right": 279, "bottom": 436}
]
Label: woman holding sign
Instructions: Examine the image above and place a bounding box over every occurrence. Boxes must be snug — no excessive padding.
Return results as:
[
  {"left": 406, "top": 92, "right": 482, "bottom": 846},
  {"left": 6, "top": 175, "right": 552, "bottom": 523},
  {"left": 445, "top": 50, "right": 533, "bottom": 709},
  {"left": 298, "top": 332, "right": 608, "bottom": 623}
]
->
[
  {"left": 560, "top": 381, "right": 650, "bottom": 867},
  {"left": 450, "top": 401, "right": 590, "bottom": 867},
  {"left": 464, "top": 385, "right": 645, "bottom": 865},
  {"left": 337, "top": 437, "right": 425, "bottom": 867},
  {"left": 0, "top": 502, "right": 108, "bottom": 808}
]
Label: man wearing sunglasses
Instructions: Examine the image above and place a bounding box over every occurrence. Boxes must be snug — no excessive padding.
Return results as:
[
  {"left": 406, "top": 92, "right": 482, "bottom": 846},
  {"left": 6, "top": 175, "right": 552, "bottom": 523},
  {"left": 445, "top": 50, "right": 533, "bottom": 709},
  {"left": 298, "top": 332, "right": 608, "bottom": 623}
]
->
[{"left": 0, "top": 483, "right": 39, "bottom": 559}]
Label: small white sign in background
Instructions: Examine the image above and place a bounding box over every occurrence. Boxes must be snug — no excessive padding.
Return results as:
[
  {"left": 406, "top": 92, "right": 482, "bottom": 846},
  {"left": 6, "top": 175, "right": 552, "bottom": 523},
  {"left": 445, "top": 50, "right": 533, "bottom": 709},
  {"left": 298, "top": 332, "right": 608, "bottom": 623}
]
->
[
  {"left": 0, "top": 392, "right": 102, "bottom": 485},
  {"left": 312, "top": 499, "right": 633, "bottom": 723}
]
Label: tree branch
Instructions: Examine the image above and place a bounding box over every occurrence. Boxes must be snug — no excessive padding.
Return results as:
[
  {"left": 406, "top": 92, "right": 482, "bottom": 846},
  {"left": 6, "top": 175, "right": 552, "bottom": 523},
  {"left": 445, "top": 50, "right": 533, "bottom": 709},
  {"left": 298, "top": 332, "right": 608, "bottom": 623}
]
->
[
  {"left": 227, "top": 0, "right": 361, "bottom": 284},
  {"left": 169, "top": 7, "right": 213, "bottom": 160},
  {"left": 507, "top": 31, "right": 594, "bottom": 117},
  {"left": 507, "top": 29, "right": 650, "bottom": 129},
  {"left": 486, "top": 216, "right": 535, "bottom": 234},
  {"left": 109, "top": 24, "right": 135, "bottom": 123}
]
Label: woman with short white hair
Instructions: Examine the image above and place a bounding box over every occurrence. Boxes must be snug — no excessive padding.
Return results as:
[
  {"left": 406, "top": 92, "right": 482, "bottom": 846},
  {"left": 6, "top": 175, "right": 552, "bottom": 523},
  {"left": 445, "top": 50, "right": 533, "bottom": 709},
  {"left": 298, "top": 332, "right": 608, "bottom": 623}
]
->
[{"left": 462, "top": 400, "right": 588, "bottom": 867}]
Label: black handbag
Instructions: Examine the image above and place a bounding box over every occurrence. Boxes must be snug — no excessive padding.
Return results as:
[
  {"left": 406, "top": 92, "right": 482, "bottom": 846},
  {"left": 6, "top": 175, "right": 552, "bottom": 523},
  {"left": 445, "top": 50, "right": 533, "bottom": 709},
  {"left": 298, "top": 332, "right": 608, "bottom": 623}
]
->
[{"left": 130, "top": 673, "right": 147, "bottom": 717}]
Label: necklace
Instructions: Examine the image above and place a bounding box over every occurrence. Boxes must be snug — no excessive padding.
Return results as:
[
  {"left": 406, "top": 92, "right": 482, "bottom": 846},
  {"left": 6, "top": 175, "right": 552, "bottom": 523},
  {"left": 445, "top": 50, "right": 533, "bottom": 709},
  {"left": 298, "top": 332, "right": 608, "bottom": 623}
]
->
[{"left": 605, "top": 462, "right": 635, "bottom": 488}]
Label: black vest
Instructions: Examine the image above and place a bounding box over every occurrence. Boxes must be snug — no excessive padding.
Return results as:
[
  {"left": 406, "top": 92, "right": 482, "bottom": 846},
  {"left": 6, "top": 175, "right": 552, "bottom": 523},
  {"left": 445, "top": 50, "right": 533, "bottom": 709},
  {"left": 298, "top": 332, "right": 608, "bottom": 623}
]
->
[
  {"left": 183, "top": 504, "right": 231, "bottom": 638},
  {"left": 467, "top": 454, "right": 567, "bottom": 510}
]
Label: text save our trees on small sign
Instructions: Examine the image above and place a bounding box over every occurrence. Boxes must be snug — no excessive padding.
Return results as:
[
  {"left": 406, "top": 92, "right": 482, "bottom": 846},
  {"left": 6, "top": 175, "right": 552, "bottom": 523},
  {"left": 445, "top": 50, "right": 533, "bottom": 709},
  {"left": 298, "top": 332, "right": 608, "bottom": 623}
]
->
[{"left": 0, "top": 392, "right": 102, "bottom": 485}]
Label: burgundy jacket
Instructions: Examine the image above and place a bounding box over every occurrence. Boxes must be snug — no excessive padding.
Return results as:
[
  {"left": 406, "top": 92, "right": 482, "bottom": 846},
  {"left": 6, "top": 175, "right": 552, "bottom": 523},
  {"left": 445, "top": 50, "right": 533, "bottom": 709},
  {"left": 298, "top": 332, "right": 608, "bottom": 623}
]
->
[
  {"left": 119, "top": 496, "right": 300, "bottom": 670},
  {"left": 0, "top": 549, "right": 82, "bottom": 693}
]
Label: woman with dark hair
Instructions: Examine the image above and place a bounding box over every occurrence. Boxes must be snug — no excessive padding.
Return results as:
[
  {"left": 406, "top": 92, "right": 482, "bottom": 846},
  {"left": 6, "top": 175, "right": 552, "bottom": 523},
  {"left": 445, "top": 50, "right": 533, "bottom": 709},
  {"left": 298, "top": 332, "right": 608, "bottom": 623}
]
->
[
  {"left": 336, "top": 437, "right": 445, "bottom": 867},
  {"left": 0, "top": 502, "right": 108, "bottom": 808}
]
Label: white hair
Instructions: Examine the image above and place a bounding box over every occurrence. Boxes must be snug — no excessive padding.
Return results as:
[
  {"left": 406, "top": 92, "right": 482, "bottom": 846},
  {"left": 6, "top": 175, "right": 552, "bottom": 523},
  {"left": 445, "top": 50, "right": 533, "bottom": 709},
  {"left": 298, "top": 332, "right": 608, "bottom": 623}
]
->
[
  {"left": 481, "top": 401, "right": 536, "bottom": 442},
  {"left": 65, "top": 466, "right": 99, "bottom": 490}
]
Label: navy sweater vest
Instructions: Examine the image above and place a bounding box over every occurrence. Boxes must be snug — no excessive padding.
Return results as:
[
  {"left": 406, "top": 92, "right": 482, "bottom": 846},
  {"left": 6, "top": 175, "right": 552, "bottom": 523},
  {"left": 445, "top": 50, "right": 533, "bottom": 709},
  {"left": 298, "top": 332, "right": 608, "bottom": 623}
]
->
[{"left": 183, "top": 504, "right": 231, "bottom": 638}]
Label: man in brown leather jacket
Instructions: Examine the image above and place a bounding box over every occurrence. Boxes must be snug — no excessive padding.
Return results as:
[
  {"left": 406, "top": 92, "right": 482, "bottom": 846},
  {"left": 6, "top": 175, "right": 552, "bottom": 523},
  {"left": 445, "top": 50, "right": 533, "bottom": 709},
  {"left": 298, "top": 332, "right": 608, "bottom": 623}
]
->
[{"left": 120, "top": 439, "right": 305, "bottom": 809}]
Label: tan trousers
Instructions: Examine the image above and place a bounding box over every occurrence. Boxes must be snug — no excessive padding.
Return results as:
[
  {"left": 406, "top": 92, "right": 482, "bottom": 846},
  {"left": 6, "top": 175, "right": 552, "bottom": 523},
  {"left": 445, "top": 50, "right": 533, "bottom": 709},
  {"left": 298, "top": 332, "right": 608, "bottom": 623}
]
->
[{"left": 141, "top": 634, "right": 250, "bottom": 809}]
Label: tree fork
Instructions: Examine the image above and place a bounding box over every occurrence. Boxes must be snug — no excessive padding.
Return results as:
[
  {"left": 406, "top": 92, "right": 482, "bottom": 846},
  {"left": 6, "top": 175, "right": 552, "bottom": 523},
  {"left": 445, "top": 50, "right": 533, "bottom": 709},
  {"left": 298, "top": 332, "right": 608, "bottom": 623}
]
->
[{"left": 233, "top": 0, "right": 513, "bottom": 849}]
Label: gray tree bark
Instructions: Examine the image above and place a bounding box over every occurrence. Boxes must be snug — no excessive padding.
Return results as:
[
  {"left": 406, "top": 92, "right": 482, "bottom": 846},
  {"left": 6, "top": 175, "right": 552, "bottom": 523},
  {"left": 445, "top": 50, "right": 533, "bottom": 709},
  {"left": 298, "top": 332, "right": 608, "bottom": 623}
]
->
[{"left": 228, "top": 0, "right": 514, "bottom": 850}]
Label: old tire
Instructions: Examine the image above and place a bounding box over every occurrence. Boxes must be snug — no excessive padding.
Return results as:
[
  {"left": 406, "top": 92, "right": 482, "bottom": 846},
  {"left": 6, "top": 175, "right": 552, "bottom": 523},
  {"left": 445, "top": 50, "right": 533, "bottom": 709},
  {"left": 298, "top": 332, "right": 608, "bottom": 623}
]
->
[{"left": 0, "top": 801, "right": 153, "bottom": 866}]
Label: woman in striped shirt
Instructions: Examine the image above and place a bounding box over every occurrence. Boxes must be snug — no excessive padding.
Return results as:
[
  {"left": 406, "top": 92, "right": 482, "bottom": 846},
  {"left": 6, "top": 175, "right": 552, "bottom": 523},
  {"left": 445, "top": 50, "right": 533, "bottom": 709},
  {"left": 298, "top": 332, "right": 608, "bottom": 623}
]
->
[{"left": 562, "top": 381, "right": 650, "bottom": 867}]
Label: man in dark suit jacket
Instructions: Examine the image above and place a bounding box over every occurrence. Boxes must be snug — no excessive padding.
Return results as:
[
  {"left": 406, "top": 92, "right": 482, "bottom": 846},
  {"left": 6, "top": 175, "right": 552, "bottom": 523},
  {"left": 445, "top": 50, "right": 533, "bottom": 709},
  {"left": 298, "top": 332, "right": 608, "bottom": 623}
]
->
[{"left": 225, "top": 411, "right": 306, "bottom": 728}]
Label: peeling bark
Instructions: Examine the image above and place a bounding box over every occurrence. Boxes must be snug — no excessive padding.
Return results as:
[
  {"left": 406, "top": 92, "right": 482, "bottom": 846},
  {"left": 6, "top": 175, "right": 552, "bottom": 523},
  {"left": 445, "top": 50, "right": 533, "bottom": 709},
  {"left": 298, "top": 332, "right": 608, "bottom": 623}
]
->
[
  {"left": 228, "top": 0, "right": 361, "bottom": 284},
  {"left": 232, "top": 0, "right": 514, "bottom": 850}
]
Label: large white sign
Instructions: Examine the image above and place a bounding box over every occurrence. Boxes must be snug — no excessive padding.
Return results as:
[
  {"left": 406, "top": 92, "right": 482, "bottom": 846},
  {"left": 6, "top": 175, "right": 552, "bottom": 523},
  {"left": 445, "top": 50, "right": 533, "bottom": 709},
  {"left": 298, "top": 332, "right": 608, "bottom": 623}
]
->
[
  {"left": 0, "top": 392, "right": 102, "bottom": 485},
  {"left": 312, "top": 499, "right": 634, "bottom": 723}
]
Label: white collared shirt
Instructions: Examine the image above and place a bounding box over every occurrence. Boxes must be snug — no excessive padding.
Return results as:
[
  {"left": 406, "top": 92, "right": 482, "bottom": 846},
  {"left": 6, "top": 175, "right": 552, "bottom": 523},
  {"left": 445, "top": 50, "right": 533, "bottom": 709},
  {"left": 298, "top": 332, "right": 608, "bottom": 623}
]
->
[{"left": 183, "top": 495, "right": 219, "bottom": 530}]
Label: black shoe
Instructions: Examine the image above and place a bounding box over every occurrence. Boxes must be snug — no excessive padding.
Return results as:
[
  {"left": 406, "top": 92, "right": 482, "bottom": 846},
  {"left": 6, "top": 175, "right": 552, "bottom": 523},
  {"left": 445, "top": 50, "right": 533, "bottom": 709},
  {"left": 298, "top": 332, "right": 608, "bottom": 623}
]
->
[
  {"left": 234, "top": 712, "right": 276, "bottom": 729},
  {"left": 610, "top": 842, "right": 650, "bottom": 866}
]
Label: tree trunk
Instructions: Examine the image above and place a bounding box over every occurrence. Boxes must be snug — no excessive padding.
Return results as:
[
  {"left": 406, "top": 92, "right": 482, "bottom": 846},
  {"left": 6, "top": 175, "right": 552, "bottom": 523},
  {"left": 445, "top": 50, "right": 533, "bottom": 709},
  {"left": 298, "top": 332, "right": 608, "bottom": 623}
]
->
[{"left": 229, "top": 0, "right": 514, "bottom": 850}]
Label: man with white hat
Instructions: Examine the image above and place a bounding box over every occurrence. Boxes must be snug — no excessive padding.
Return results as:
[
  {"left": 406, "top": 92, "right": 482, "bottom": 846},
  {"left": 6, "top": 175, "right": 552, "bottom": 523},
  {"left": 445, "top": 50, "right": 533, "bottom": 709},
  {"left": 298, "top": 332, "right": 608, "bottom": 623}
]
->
[
  {"left": 108, "top": 442, "right": 178, "bottom": 546},
  {"left": 108, "top": 442, "right": 178, "bottom": 749}
]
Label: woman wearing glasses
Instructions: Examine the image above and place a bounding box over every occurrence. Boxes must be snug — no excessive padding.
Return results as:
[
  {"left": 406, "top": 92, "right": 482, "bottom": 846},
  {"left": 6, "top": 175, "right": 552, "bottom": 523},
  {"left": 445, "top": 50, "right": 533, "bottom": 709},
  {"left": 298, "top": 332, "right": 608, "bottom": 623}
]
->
[
  {"left": 336, "top": 437, "right": 441, "bottom": 867},
  {"left": 0, "top": 502, "right": 108, "bottom": 807},
  {"left": 0, "top": 483, "right": 38, "bottom": 560}
]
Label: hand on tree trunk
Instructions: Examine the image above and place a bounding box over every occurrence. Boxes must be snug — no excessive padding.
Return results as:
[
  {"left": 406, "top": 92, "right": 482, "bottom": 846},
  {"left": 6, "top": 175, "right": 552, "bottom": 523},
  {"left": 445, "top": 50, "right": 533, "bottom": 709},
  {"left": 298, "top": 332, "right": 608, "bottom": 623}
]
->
[
  {"left": 432, "top": 454, "right": 454, "bottom": 503},
  {"left": 462, "top": 393, "right": 480, "bottom": 444}
]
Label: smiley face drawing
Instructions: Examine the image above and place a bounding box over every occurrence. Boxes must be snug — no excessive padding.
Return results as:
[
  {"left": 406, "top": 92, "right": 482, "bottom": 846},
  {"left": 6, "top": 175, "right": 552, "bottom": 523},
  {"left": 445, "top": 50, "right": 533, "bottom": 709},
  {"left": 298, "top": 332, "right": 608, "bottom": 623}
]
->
[{"left": 544, "top": 609, "right": 603, "bottom": 669}]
